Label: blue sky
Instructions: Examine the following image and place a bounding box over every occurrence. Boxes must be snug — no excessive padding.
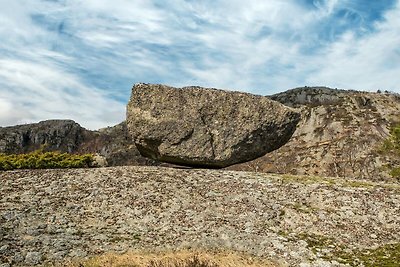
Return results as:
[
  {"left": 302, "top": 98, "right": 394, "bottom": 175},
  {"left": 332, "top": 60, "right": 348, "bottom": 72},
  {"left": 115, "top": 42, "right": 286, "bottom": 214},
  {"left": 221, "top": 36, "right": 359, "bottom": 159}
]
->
[{"left": 0, "top": 0, "right": 399, "bottom": 129}]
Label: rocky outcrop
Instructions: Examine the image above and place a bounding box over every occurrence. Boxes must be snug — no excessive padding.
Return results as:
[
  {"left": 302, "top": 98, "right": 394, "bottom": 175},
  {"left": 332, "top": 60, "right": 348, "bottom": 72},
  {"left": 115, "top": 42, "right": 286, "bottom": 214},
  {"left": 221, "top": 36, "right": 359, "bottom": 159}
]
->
[
  {"left": 229, "top": 87, "right": 400, "bottom": 181},
  {"left": 126, "top": 83, "right": 300, "bottom": 168},
  {"left": 0, "top": 120, "right": 158, "bottom": 167},
  {"left": 0, "top": 120, "right": 86, "bottom": 154},
  {"left": 3, "top": 86, "right": 400, "bottom": 181},
  {"left": 84, "top": 121, "right": 158, "bottom": 167}
]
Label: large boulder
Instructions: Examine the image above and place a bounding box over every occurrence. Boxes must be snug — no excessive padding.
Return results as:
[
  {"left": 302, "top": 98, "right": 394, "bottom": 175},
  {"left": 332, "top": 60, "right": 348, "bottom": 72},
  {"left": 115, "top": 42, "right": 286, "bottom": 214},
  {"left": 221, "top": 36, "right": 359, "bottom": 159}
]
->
[{"left": 126, "top": 83, "right": 300, "bottom": 168}]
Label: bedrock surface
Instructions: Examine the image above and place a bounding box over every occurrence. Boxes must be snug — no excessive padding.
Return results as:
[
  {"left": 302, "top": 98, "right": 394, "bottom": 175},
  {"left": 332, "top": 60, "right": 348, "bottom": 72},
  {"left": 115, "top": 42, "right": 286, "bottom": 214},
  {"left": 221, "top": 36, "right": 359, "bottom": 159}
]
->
[{"left": 1, "top": 166, "right": 399, "bottom": 266}]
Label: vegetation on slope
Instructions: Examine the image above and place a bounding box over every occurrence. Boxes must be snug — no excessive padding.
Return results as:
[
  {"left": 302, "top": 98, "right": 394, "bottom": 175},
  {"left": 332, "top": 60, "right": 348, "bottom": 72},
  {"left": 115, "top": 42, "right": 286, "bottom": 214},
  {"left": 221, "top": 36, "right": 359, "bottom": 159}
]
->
[
  {"left": 289, "top": 232, "right": 400, "bottom": 267},
  {"left": 381, "top": 124, "right": 400, "bottom": 180},
  {"left": 0, "top": 150, "right": 94, "bottom": 170},
  {"left": 382, "top": 125, "right": 400, "bottom": 152}
]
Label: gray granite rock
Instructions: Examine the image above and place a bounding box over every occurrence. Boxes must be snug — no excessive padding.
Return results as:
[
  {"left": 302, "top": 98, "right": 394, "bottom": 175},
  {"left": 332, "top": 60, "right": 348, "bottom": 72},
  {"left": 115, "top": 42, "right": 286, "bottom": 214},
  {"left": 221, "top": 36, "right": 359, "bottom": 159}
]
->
[
  {"left": 127, "top": 83, "right": 300, "bottom": 167},
  {"left": 24, "top": 252, "right": 42, "bottom": 266},
  {"left": 1, "top": 167, "right": 399, "bottom": 266}
]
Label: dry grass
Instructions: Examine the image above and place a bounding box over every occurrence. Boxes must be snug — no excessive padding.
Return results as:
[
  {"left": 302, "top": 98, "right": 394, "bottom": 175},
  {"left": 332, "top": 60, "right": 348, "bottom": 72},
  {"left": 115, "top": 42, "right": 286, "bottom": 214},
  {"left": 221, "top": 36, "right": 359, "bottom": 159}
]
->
[{"left": 59, "top": 250, "right": 277, "bottom": 267}]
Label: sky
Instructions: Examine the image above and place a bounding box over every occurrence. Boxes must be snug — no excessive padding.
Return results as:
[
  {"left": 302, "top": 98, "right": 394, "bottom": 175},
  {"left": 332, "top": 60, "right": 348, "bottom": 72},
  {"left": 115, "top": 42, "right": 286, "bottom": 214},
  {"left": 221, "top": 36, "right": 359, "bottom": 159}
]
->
[{"left": 0, "top": 0, "right": 399, "bottom": 130}]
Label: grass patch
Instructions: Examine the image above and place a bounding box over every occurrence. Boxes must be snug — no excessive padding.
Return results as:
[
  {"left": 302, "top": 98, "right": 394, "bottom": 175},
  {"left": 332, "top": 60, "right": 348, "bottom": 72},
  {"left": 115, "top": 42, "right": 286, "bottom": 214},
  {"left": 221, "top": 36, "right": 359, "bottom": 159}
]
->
[
  {"left": 277, "top": 174, "right": 336, "bottom": 185},
  {"left": 342, "top": 180, "right": 375, "bottom": 188},
  {"left": 148, "top": 255, "right": 218, "bottom": 267},
  {"left": 273, "top": 173, "right": 400, "bottom": 190},
  {"left": 289, "top": 203, "right": 317, "bottom": 214},
  {"left": 292, "top": 232, "right": 400, "bottom": 266},
  {"left": 58, "top": 250, "right": 276, "bottom": 267},
  {"left": 390, "top": 167, "right": 400, "bottom": 180},
  {"left": 336, "top": 243, "right": 400, "bottom": 267},
  {"left": 277, "top": 174, "right": 377, "bottom": 188},
  {"left": 0, "top": 150, "right": 94, "bottom": 170},
  {"left": 292, "top": 232, "right": 338, "bottom": 253}
]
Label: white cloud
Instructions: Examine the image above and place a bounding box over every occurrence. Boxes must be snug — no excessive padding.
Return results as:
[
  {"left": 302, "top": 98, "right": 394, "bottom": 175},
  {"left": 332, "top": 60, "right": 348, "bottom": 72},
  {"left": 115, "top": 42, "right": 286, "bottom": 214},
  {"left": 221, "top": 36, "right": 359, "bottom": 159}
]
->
[
  {"left": 306, "top": 2, "right": 400, "bottom": 91},
  {"left": 313, "top": 0, "right": 340, "bottom": 16},
  {"left": 0, "top": 98, "right": 29, "bottom": 126},
  {"left": 0, "top": 0, "right": 399, "bottom": 129},
  {"left": 0, "top": 58, "right": 125, "bottom": 130}
]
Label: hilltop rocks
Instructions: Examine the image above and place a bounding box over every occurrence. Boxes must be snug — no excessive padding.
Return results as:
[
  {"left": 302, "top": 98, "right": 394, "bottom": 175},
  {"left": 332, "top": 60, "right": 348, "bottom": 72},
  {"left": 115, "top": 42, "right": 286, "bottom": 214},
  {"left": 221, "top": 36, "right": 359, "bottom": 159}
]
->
[
  {"left": 0, "top": 120, "right": 86, "bottom": 154},
  {"left": 0, "top": 120, "right": 158, "bottom": 167},
  {"left": 126, "top": 83, "right": 300, "bottom": 167},
  {"left": 229, "top": 87, "right": 400, "bottom": 181}
]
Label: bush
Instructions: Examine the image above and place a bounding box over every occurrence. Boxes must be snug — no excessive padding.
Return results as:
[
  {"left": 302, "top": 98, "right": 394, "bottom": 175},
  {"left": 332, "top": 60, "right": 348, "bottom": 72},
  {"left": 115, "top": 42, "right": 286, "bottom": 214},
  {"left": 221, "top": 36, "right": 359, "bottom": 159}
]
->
[{"left": 0, "top": 150, "right": 94, "bottom": 171}]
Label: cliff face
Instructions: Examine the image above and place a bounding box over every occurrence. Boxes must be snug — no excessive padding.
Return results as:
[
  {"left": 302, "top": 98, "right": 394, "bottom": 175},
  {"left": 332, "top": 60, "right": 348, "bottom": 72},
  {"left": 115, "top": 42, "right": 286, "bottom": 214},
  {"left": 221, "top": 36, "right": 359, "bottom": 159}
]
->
[
  {"left": 229, "top": 87, "right": 400, "bottom": 181},
  {"left": 93, "top": 122, "right": 158, "bottom": 167},
  {"left": 0, "top": 120, "right": 87, "bottom": 154},
  {"left": 0, "top": 120, "right": 157, "bottom": 167}
]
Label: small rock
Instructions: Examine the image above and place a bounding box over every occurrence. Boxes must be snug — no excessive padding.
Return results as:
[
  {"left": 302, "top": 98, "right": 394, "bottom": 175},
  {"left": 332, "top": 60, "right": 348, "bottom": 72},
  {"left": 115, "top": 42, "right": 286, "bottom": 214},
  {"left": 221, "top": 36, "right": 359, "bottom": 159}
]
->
[
  {"left": 69, "top": 248, "right": 87, "bottom": 258},
  {"left": 12, "top": 253, "right": 25, "bottom": 263},
  {"left": 25, "top": 252, "right": 42, "bottom": 266},
  {"left": 93, "top": 154, "right": 108, "bottom": 167},
  {"left": 49, "top": 250, "right": 68, "bottom": 260},
  {"left": 271, "top": 240, "right": 285, "bottom": 250},
  {"left": 93, "top": 234, "right": 108, "bottom": 241},
  {"left": 0, "top": 245, "right": 8, "bottom": 253}
]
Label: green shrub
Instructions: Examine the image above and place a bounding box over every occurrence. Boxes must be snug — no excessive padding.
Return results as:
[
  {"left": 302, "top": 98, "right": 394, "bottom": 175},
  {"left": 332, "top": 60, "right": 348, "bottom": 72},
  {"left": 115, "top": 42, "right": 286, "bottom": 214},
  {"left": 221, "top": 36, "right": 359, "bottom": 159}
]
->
[{"left": 0, "top": 150, "right": 94, "bottom": 171}]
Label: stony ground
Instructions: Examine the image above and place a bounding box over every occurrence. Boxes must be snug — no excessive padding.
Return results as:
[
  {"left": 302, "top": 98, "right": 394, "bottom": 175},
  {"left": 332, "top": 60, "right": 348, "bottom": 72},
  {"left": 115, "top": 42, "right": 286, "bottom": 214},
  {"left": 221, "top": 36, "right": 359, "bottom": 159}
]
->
[{"left": 0, "top": 166, "right": 399, "bottom": 267}]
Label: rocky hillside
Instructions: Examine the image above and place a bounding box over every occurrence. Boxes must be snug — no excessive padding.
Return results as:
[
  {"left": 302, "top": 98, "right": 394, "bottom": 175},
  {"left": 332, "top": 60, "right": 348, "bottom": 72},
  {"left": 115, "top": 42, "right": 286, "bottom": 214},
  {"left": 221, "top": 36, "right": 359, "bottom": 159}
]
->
[
  {"left": 2, "top": 87, "right": 400, "bottom": 181},
  {"left": 230, "top": 87, "right": 400, "bottom": 182},
  {"left": 0, "top": 120, "right": 156, "bottom": 167},
  {"left": 1, "top": 167, "right": 399, "bottom": 266},
  {"left": 0, "top": 120, "right": 86, "bottom": 154}
]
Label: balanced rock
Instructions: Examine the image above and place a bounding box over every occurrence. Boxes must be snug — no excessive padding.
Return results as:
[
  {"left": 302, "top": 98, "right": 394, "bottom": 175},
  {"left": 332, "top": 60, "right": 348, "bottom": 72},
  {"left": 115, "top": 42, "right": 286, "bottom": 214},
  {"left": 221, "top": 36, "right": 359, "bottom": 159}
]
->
[{"left": 126, "top": 83, "right": 300, "bottom": 168}]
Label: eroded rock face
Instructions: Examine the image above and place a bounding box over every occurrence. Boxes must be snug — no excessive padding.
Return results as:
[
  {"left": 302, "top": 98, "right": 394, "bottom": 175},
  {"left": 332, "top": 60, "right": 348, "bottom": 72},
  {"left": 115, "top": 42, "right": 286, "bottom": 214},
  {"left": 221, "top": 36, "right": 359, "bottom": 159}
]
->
[
  {"left": 126, "top": 83, "right": 300, "bottom": 167},
  {"left": 0, "top": 120, "right": 159, "bottom": 167},
  {"left": 0, "top": 120, "right": 85, "bottom": 154}
]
